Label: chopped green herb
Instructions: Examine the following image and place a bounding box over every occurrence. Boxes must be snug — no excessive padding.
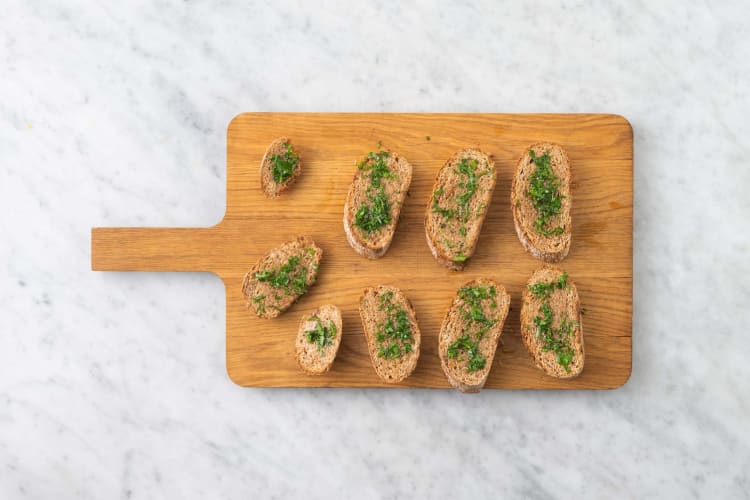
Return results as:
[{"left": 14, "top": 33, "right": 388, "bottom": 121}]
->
[
  {"left": 270, "top": 143, "right": 299, "bottom": 184},
  {"left": 447, "top": 335, "right": 486, "bottom": 372},
  {"left": 453, "top": 254, "right": 468, "bottom": 262},
  {"left": 355, "top": 191, "right": 391, "bottom": 232},
  {"left": 528, "top": 149, "right": 565, "bottom": 236},
  {"left": 305, "top": 318, "right": 336, "bottom": 354},
  {"left": 432, "top": 157, "right": 490, "bottom": 233},
  {"left": 374, "top": 290, "right": 414, "bottom": 360},
  {"left": 252, "top": 295, "right": 265, "bottom": 316},
  {"left": 254, "top": 255, "right": 311, "bottom": 296},
  {"left": 446, "top": 284, "right": 501, "bottom": 372},
  {"left": 529, "top": 271, "right": 577, "bottom": 372},
  {"left": 354, "top": 149, "right": 394, "bottom": 234},
  {"left": 528, "top": 271, "right": 567, "bottom": 298},
  {"left": 459, "top": 226, "right": 467, "bottom": 236}
]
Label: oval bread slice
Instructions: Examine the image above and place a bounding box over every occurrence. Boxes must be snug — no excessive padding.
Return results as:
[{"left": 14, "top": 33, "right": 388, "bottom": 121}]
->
[
  {"left": 520, "top": 266, "right": 584, "bottom": 378},
  {"left": 295, "top": 305, "right": 343, "bottom": 375},
  {"left": 439, "top": 279, "right": 510, "bottom": 393},
  {"left": 241, "top": 236, "right": 322, "bottom": 319},
  {"left": 343, "top": 149, "right": 412, "bottom": 259},
  {"left": 260, "top": 137, "right": 302, "bottom": 197},
  {"left": 425, "top": 148, "right": 496, "bottom": 270},
  {"left": 511, "top": 143, "right": 572, "bottom": 262},
  {"left": 359, "top": 285, "right": 421, "bottom": 383}
]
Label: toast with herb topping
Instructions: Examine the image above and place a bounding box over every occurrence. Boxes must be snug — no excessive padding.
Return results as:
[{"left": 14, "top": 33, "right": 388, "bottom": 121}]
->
[
  {"left": 260, "top": 137, "right": 302, "bottom": 197},
  {"left": 425, "top": 148, "right": 496, "bottom": 270},
  {"left": 438, "top": 279, "right": 510, "bottom": 393},
  {"left": 359, "top": 285, "right": 421, "bottom": 383},
  {"left": 512, "top": 143, "right": 572, "bottom": 262},
  {"left": 343, "top": 148, "right": 412, "bottom": 259},
  {"left": 520, "top": 266, "right": 584, "bottom": 378},
  {"left": 295, "top": 305, "right": 343, "bottom": 375},
  {"left": 241, "top": 236, "right": 322, "bottom": 319}
]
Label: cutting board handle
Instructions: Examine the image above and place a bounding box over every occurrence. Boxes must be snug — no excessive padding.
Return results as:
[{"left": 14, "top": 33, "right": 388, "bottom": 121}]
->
[{"left": 91, "top": 226, "right": 224, "bottom": 273}]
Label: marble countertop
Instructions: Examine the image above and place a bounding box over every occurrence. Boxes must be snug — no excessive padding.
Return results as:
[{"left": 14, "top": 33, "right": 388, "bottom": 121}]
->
[{"left": 2, "top": 1, "right": 748, "bottom": 498}]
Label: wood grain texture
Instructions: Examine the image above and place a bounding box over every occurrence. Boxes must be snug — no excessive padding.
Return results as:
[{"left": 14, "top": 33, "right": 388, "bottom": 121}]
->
[{"left": 92, "top": 113, "right": 633, "bottom": 389}]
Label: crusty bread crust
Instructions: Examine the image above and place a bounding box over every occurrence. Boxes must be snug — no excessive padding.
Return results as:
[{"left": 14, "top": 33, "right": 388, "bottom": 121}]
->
[
  {"left": 295, "top": 305, "right": 343, "bottom": 375},
  {"left": 343, "top": 150, "right": 412, "bottom": 259},
  {"left": 438, "top": 279, "right": 510, "bottom": 393},
  {"left": 425, "top": 148, "right": 496, "bottom": 270},
  {"left": 359, "top": 285, "right": 421, "bottom": 383},
  {"left": 260, "top": 137, "right": 302, "bottom": 198},
  {"left": 511, "top": 143, "right": 571, "bottom": 263},
  {"left": 241, "top": 235, "right": 322, "bottom": 319},
  {"left": 520, "top": 266, "right": 584, "bottom": 379}
]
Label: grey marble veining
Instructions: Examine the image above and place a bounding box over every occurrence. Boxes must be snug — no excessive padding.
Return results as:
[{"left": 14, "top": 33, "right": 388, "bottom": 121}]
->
[{"left": 1, "top": 1, "right": 749, "bottom": 498}]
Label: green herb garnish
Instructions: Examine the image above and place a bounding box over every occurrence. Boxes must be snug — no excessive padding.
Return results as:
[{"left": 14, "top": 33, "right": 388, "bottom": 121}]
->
[
  {"left": 528, "top": 149, "right": 565, "bottom": 236},
  {"left": 354, "top": 191, "right": 391, "bottom": 232},
  {"left": 374, "top": 290, "right": 414, "bottom": 360},
  {"left": 254, "top": 255, "right": 311, "bottom": 296},
  {"left": 446, "top": 285, "right": 499, "bottom": 372},
  {"left": 252, "top": 295, "right": 265, "bottom": 316},
  {"left": 354, "top": 149, "right": 394, "bottom": 233},
  {"left": 305, "top": 318, "right": 336, "bottom": 354},
  {"left": 270, "top": 143, "right": 299, "bottom": 184},
  {"left": 527, "top": 271, "right": 567, "bottom": 299},
  {"left": 529, "top": 272, "right": 577, "bottom": 372},
  {"left": 446, "top": 335, "right": 486, "bottom": 372},
  {"left": 431, "top": 157, "right": 491, "bottom": 260}
]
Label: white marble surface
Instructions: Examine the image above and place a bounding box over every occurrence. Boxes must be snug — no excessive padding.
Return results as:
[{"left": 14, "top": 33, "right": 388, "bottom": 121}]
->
[{"left": 1, "top": 1, "right": 749, "bottom": 498}]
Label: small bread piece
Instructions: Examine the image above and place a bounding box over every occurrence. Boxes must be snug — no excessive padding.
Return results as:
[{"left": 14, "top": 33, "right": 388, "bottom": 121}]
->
[
  {"left": 359, "top": 285, "right": 421, "bottom": 383},
  {"left": 241, "top": 236, "right": 322, "bottom": 319},
  {"left": 438, "top": 279, "right": 510, "bottom": 393},
  {"left": 520, "top": 266, "right": 584, "bottom": 378},
  {"left": 511, "top": 143, "right": 572, "bottom": 262},
  {"left": 425, "top": 148, "right": 496, "bottom": 270},
  {"left": 260, "top": 137, "right": 302, "bottom": 197},
  {"left": 343, "top": 148, "right": 413, "bottom": 259},
  {"left": 295, "top": 305, "right": 343, "bottom": 375}
]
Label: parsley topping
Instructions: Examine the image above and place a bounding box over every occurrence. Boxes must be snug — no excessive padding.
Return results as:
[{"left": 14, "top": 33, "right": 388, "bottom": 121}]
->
[
  {"left": 528, "top": 271, "right": 568, "bottom": 299},
  {"left": 432, "top": 158, "right": 487, "bottom": 223},
  {"left": 305, "top": 317, "right": 336, "bottom": 354},
  {"left": 431, "top": 157, "right": 492, "bottom": 261},
  {"left": 354, "top": 150, "right": 394, "bottom": 233},
  {"left": 252, "top": 295, "right": 265, "bottom": 316},
  {"left": 446, "top": 284, "right": 499, "bottom": 372},
  {"left": 375, "top": 290, "right": 414, "bottom": 360},
  {"left": 270, "top": 142, "right": 299, "bottom": 184},
  {"left": 528, "top": 149, "right": 565, "bottom": 236},
  {"left": 251, "top": 249, "right": 318, "bottom": 317},
  {"left": 528, "top": 272, "right": 578, "bottom": 372}
]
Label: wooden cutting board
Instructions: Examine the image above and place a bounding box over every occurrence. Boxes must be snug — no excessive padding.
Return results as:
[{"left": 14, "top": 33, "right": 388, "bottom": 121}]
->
[{"left": 92, "top": 113, "right": 632, "bottom": 389}]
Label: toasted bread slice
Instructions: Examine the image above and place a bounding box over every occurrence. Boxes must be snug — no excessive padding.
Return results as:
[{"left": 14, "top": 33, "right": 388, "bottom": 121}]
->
[
  {"left": 425, "top": 148, "right": 496, "bottom": 270},
  {"left": 438, "top": 279, "right": 510, "bottom": 393},
  {"left": 260, "top": 137, "right": 302, "bottom": 197},
  {"left": 359, "top": 285, "right": 421, "bottom": 383},
  {"left": 295, "top": 305, "right": 343, "bottom": 375},
  {"left": 343, "top": 148, "right": 412, "bottom": 259},
  {"left": 511, "top": 143, "right": 572, "bottom": 262},
  {"left": 520, "top": 266, "right": 584, "bottom": 378},
  {"left": 241, "top": 236, "right": 322, "bottom": 319}
]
